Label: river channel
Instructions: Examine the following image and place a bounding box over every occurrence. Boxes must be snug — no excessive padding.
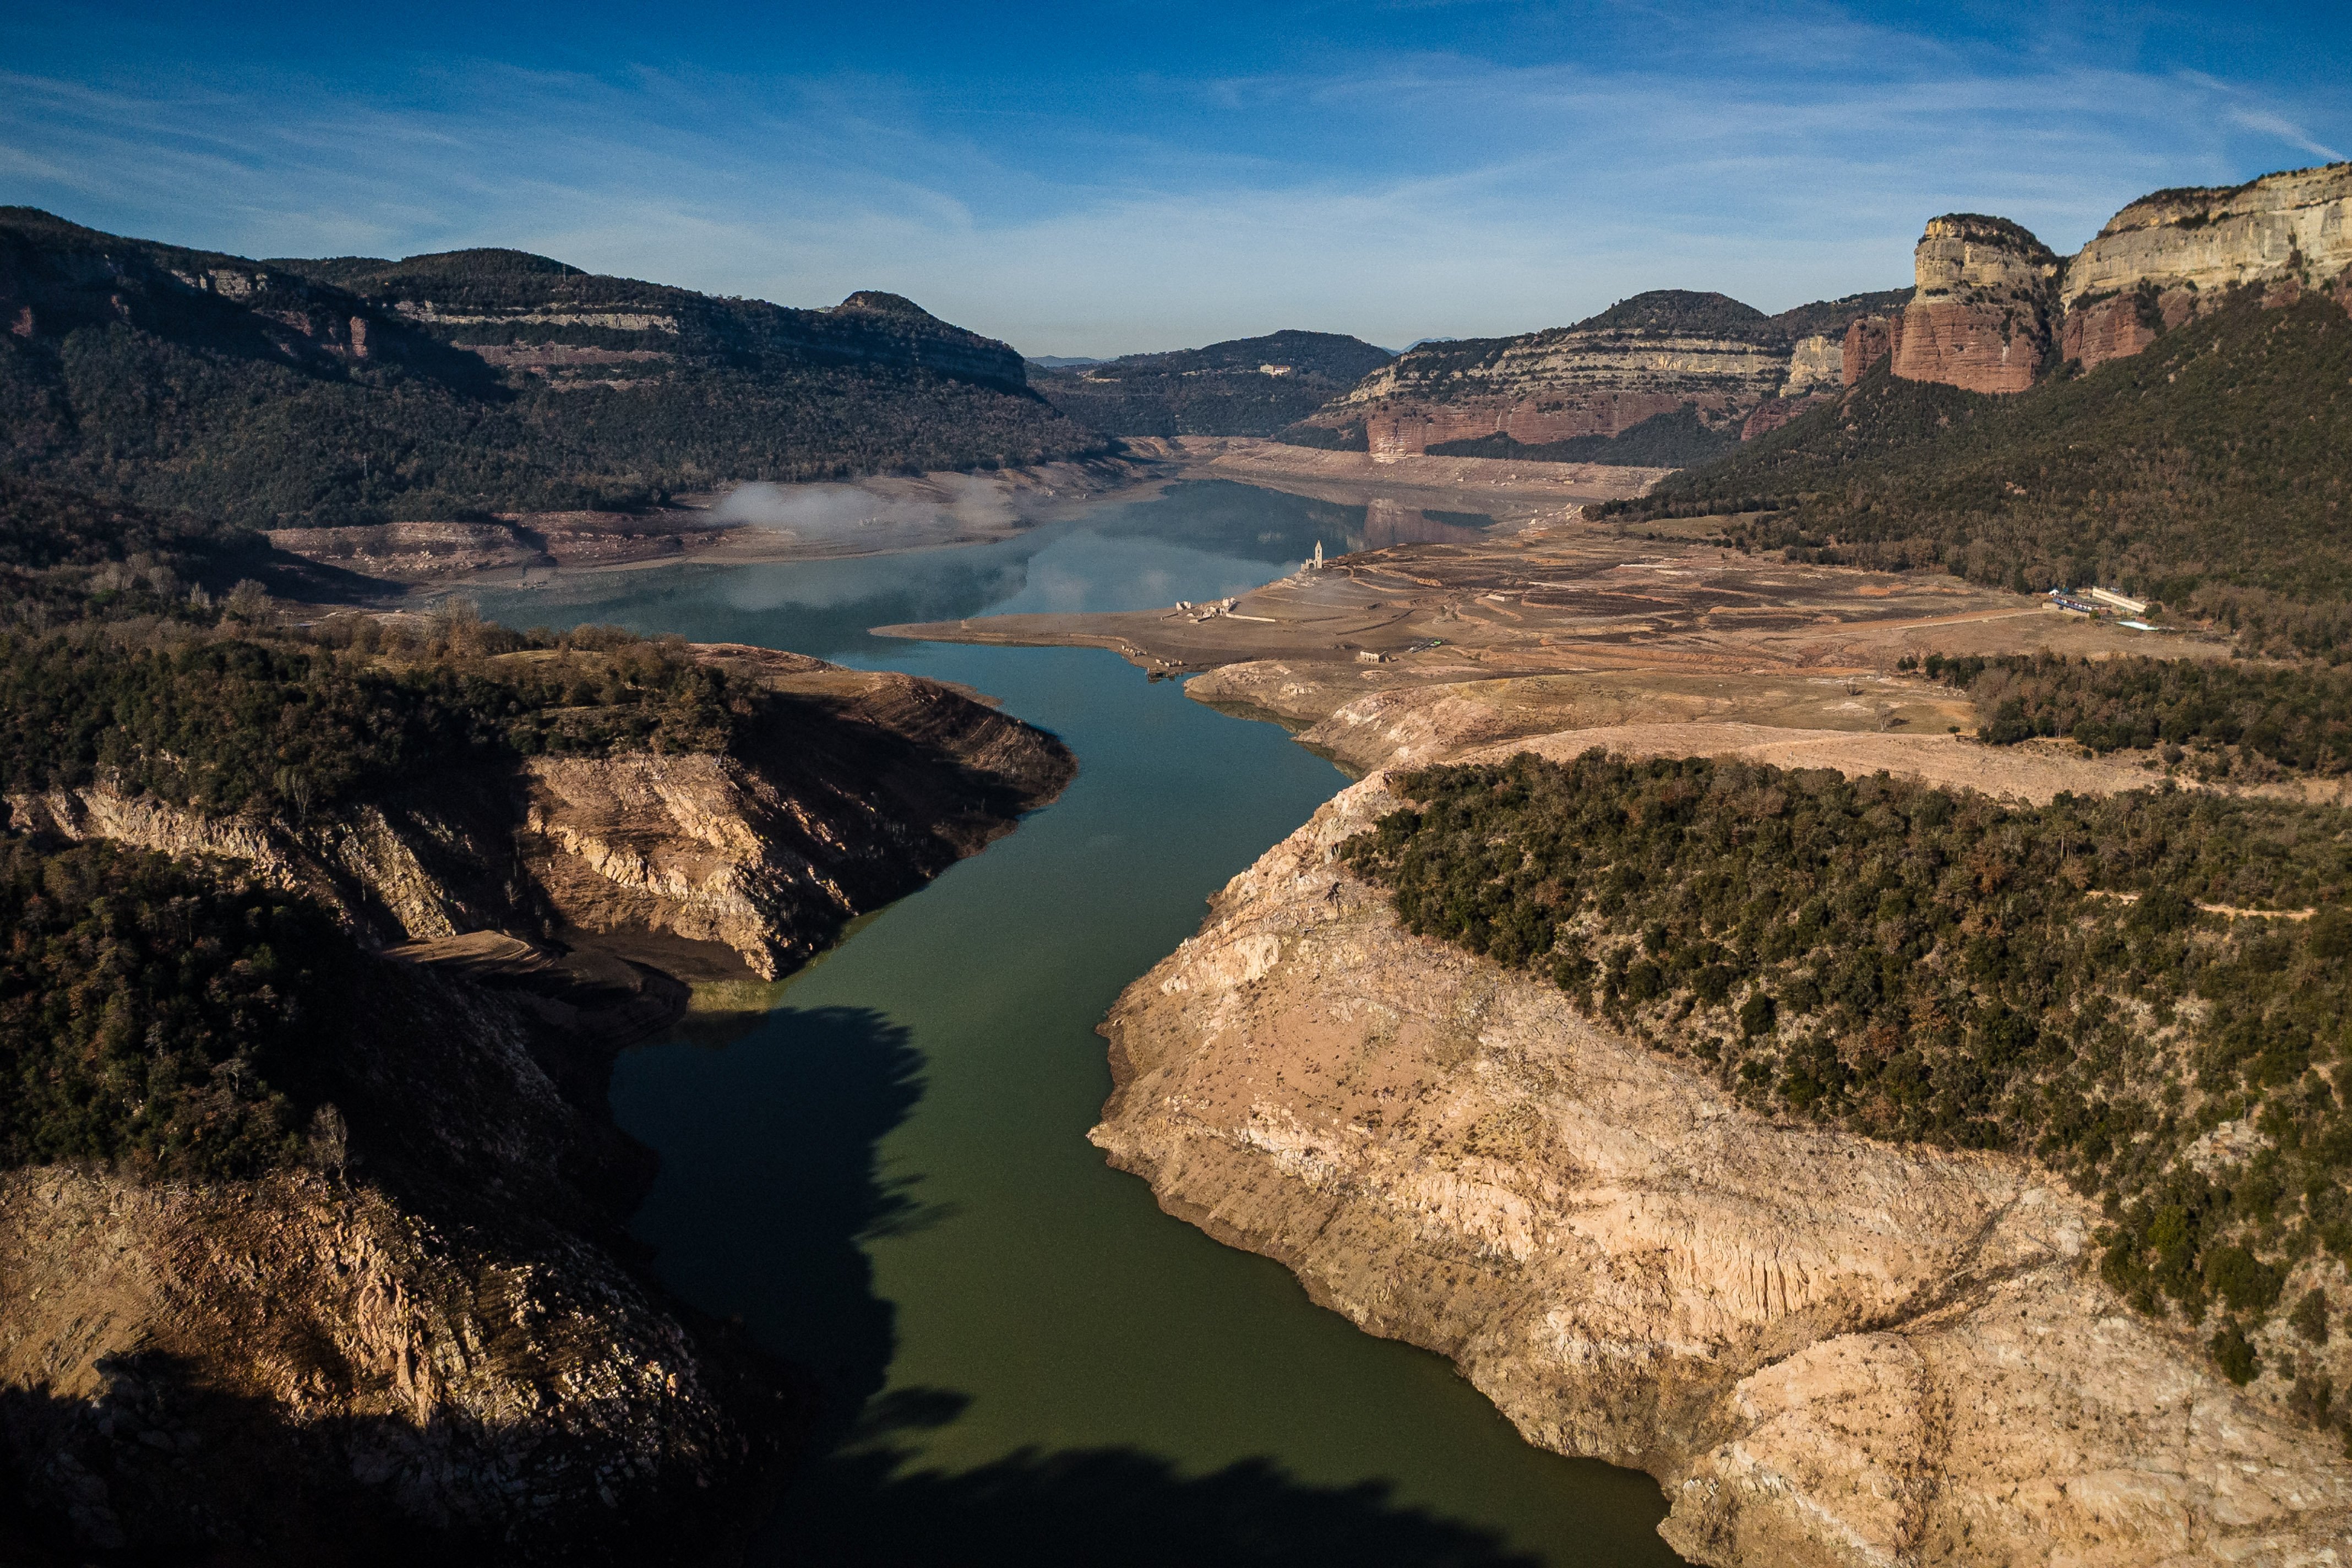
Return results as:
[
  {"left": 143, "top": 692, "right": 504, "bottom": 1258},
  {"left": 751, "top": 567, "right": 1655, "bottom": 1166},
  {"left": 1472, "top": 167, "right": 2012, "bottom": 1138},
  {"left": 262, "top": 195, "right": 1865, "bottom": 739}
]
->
[{"left": 470, "top": 481, "right": 1682, "bottom": 1566}]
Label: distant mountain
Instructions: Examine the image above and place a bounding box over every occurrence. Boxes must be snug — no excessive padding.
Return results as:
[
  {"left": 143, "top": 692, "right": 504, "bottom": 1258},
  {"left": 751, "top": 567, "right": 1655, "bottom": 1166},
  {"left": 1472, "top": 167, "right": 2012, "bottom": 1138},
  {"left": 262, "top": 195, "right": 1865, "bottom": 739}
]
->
[
  {"left": 1025, "top": 355, "right": 1102, "bottom": 369},
  {"left": 1028, "top": 330, "right": 1395, "bottom": 438},
  {"left": 0, "top": 209, "right": 1104, "bottom": 527},
  {"left": 1281, "top": 288, "right": 1904, "bottom": 466}
]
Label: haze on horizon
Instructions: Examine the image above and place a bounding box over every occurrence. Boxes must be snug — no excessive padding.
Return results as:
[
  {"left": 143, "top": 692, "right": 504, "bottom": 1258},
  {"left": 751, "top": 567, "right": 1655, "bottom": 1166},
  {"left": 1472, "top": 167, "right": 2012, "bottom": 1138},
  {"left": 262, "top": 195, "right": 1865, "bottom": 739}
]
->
[{"left": 4, "top": 0, "right": 2347, "bottom": 358}]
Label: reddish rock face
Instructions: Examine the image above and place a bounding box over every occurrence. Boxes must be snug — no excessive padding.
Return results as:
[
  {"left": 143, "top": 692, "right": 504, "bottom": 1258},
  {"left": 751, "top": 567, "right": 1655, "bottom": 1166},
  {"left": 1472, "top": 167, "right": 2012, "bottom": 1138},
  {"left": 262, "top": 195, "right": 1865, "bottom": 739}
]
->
[
  {"left": 2059, "top": 295, "right": 2155, "bottom": 369},
  {"left": 1885, "top": 215, "right": 2058, "bottom": 394},
  {"left": 1892, "top": 300, "right": 2046, "bottom": 393},
  {"left": 1843, "top": 315, "right": 1897, "bottom": 385}
]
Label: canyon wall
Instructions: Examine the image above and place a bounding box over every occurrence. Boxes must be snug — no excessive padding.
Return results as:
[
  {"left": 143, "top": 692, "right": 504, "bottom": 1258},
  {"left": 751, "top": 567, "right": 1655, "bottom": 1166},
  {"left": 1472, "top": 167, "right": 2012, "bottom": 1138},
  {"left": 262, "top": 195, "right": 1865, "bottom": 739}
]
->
[
  {"left": 1096, "top": 764, "right": 2352, "bottom": 1568},
  {"left": 1344, "top": 329, "right": 1783, "bottom": 460}
]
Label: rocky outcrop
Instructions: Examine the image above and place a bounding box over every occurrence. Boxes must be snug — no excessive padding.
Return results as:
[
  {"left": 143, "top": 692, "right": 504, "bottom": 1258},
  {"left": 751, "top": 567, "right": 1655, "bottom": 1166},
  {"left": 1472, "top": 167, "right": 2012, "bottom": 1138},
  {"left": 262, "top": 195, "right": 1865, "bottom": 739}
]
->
[
  {"left": 2065, "top": 163, "right": 2352, "bottom": 309},
  {"left": 1850, "top": 165, "right": 2352, "bottom": 389},
  {"left": 1349, "top": 331, "right": 1781, "bottom": 460},
  {"left": 9, "top": 645, "right": 1075, "bottom": 979},
  {"left": 1094, "top": 768, "right": 2352, "bottom": 1567},
  {"left": 1840, "top": 313, "right": 1894, "bottom": 386},
  {"left": 1886, "top": 215, "right": 2059, "bottom": 394},
  {"left": 1779, "top": 334, "right": 1842, "bottom": 395},
  {"left": 2056, "top": 163, "right": 2352, "bottom": 370},
  {"left": 0, "top": 940, "right": 767, "bottom": 1562}
]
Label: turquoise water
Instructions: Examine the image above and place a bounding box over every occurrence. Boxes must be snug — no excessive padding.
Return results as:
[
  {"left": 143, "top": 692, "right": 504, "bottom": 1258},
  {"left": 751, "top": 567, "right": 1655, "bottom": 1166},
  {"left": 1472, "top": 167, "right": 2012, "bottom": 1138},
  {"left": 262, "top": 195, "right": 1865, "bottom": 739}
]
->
[{"left": 469, "top": 482, "right": 1680, "bottom": 1566}]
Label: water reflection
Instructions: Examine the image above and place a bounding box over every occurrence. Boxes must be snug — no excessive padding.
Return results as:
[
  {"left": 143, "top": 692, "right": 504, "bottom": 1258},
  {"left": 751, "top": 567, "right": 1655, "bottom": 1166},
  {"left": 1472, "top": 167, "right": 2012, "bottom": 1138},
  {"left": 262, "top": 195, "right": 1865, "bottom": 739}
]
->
[{"left": 467, "top": 481, "right": 1493, "bottom": 661}]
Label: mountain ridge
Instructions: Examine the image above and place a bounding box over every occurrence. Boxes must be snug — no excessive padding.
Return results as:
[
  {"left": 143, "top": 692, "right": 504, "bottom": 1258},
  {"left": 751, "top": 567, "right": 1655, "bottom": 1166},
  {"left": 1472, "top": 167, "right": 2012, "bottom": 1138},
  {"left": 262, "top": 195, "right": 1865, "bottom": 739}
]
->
[
  {"left": 0, "top": 209, "right": 1106, "bottom": 527},
  {"left": 1027, "top": 328, "right": 1393, "bottom": 438}
]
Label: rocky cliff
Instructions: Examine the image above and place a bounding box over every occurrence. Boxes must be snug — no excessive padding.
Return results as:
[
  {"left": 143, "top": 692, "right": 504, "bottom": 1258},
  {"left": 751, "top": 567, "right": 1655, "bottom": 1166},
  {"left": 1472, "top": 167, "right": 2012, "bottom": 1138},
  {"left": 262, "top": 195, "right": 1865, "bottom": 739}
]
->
[
  {"left": 1284, "top": 291, "right": 1903, "bottom": 467},
  {"left": 1094, "top": 758, "right": 2352, "bottom": 1568},
  {"left": 9, "top": 645, "right": 1071, "bottom": 979},
  {"left": 1844, "top": 162, "right": 2352, "bottom": 389},
  {"left": 1847, "top": 215, "right": 2061, "bottom": 395},
  {"left": 0, "top": 645, "right": 1075, "bottom": 1561}
]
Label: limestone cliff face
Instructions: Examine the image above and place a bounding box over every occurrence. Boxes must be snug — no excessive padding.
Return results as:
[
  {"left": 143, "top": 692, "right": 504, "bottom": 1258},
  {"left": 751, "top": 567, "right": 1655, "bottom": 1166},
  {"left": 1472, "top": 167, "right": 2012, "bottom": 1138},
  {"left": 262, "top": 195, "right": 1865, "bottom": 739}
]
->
[
  {"left": 1779, "top": 333, "right": 1843, "bottom": 394},
  {"left": 1338, "top": 330, "right": 1784, "bottom": 459},
  {"left": 1095, "top": 769, "right": 2352, "bottom": 1567},
  {"left": 1289, "top": 291, "right": 1894, "bottom": 464},
  {"left": 1886, "top": 215, "right": 2060, "bottom": 394},
  {"left": 1850, "top": 165, "right": 2352, "bottom": 389},
  {"left": 2059, "top": 162, "right": 2352, "bottom": 370},
  {"left": 2065, "top": 164, "right": 2352, "bottom": 307}
]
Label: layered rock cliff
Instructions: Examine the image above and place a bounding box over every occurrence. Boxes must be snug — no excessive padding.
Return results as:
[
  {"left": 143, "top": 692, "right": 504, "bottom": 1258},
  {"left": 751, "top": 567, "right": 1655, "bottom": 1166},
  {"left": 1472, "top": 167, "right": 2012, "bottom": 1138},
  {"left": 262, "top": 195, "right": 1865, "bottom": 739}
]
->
[
  {"left": 1841, "top": 215, "right": 2060, "bottom": 394},
  {"left": 1284, "top": 291, "right": 1903, "bottom": 467},
  {"left": 0, "top": 645, "right": 1075, "bottom": 1561},
  {"left": 1095, "top": 760, "right": 2352, "bottom": 1568},
  {"left": 8, "top": 645, "right": 1072, "bottom": 979},
  {"left": 1845, "top": 162, "right": 2352, "bottom": 390}
]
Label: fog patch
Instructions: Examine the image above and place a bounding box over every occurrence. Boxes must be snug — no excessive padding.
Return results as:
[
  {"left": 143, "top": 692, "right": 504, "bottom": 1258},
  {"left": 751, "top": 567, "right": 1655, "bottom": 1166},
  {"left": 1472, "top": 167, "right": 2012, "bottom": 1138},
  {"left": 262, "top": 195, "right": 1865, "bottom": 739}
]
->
[{"left": 713, "top": 474, "right": 1026, "bottom": 546}]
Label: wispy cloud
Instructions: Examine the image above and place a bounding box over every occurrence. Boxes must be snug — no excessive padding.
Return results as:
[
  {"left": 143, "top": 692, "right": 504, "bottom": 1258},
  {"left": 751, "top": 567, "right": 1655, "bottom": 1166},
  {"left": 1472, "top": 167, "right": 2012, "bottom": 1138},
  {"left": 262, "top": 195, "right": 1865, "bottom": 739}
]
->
[
  {"left": 0, "top": 4, "right": 2344, "bottom": 355},
  {"left": 2224, "top": 107, "right": 2343, "bottom": 163}
]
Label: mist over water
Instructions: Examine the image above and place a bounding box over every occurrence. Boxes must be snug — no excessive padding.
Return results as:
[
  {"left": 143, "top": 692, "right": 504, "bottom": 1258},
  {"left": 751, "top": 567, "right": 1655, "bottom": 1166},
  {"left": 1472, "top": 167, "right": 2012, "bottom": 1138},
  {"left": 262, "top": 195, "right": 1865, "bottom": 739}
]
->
[
  {"left": 468, "top": 480, "right": 1681, "bottom": 1566},
  {"left": 711, "top": 473, "right": 1028, "bottom": 542},
  {"left": 477, "top": 479, "right": 1500, "bottom": 658}
]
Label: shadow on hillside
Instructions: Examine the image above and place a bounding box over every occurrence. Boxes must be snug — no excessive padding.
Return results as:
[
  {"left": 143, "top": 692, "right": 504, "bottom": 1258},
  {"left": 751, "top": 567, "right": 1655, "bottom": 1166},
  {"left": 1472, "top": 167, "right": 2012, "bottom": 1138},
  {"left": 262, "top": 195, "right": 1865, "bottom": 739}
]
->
[{"left": 624, "top": 1003, "right": 940, "bottom": 1420}]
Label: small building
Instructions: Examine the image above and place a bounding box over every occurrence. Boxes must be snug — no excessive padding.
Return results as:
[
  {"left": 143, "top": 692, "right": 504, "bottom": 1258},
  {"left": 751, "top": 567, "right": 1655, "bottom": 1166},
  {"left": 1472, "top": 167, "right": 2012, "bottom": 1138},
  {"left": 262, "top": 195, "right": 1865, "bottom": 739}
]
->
[
  {"left": 2046, "top": 590, "right": 2101, "bottom": 616},
  {"left": 2089, "top": 587, "right": 2150, "bottom": 616}
]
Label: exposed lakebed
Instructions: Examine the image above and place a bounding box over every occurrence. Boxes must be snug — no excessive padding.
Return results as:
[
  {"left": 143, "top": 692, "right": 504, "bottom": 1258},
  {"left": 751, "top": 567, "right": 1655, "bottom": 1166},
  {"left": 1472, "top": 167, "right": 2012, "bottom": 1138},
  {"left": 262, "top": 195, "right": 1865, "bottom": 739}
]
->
[{"left": 467, "top": 481, "right": 1681, "bottom": 1566}]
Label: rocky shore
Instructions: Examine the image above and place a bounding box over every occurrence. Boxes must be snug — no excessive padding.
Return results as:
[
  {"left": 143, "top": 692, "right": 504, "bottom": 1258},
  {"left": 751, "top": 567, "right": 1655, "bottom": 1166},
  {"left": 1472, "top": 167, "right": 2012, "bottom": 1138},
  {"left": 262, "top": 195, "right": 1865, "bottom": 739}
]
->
[{"left": 1092, "top": 764, "right": 2352, "bottom": 1567}]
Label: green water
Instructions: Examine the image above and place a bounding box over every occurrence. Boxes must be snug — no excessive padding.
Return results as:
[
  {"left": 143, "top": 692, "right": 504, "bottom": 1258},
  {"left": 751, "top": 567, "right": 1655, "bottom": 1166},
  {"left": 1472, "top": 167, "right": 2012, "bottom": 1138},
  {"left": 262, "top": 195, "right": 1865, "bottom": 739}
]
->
[{"left": 468, "top": 482, "right": 1680, "bottom": 1566}]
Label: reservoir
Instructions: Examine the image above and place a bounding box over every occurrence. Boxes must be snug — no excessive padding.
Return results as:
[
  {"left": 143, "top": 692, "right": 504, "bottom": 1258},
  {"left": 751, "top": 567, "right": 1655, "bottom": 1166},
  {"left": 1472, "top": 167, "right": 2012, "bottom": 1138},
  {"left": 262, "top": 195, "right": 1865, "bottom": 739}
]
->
[{"left": 469, "top": 481, "right": 1682, "bottom": 1566}]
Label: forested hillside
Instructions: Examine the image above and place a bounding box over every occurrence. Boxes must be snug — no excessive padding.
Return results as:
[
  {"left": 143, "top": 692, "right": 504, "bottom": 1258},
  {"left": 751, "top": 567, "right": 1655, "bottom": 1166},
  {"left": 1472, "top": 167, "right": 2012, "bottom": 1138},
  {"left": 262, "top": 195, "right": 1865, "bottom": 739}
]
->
[
  {"left": 1348, "top": 752, "right": 2352, "bottom": 1400},
  {"left": 0, "top": 208, "right": 1104, "bottom": 527},
  {"left": 1605, "top": 287, "right": 2352, "bottom": 656},
  {"left": 1917, "top": 652, "right": 2352, "bottom": 781},
  {"left": 1030, "top": 329, "right": 1392, "bottom": 437}
]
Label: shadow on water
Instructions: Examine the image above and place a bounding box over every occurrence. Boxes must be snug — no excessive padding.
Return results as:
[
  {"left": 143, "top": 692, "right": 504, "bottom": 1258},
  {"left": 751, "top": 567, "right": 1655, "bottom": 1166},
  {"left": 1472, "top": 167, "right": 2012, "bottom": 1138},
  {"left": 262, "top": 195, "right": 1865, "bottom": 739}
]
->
[
  {"left": 675, "top": 1003, "right": 1575, "bottom": 1567},
  {"left": 646, "top": 1004, "right": 937, "bottom": 1414},
  {"left": 772, "top": 1425, "right": 1548, "bottom": 1568}
]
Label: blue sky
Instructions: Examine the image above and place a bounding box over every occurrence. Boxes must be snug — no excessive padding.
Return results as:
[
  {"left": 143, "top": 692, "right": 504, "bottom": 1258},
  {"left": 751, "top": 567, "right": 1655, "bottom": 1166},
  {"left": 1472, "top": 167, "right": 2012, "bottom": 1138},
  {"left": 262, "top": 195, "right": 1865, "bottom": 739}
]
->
[{"left": 4, "top": 2, "right": 2347, "bottom": 355}]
